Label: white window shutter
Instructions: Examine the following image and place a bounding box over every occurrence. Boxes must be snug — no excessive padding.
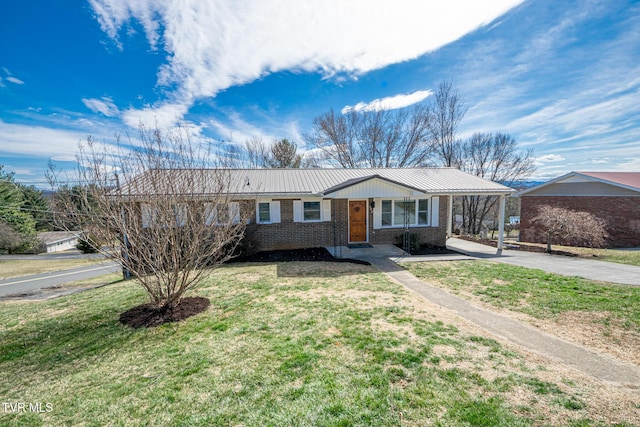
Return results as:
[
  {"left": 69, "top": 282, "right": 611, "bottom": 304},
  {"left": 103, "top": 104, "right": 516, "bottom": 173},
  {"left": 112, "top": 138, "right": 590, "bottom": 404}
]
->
[
  {"left": 141, "top": 204, "right": 153, "bottom": 228},
  {"left": 373, "top": 199, "right": 381, "bottom": 229},
  {"left": 204, "top": 203, "right": 216, "bottom": 225},
  {"left": 175, "top": 204, "right": 187, "bottom": 227},
  {"left": 230, "top": 202, "right": 240, "bottom": 224},
  {"left": 293, "top": 200, "right": 303, "bottom": 222},
  {"left": 322, "top": 200, "right": 331, "bottom": 221},
  {"left": 270, "top": 201, "right": 281, "bottom": 223},
  {"left": 431, "top": 197, "right": 439, "bottom": 227}
]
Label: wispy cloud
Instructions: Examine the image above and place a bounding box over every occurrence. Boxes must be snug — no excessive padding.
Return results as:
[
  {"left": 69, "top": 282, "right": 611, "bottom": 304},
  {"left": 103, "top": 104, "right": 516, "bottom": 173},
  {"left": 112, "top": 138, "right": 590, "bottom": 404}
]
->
[
  {"left": 121, "top": 102, "right": 193, "bottom": 131},
  {"left": 453, "top": 1, "right": 640, "bottom": 180},
  {"left": 535, "top": 154, "right": 565, "bottom": 165},
  {"left": 342, "top": 90, "right": 432, "bottom": 113},
  {"left": 1, "top": 67, "right": 25, "bottom": 86},
  {"left": 82, "top": 96, "right": 119, "bottom": 117},
  {"left": 0, "top": 120, "right": 87, "bottom": 161},
  {"left": 89, "top": 0, "right": 523, "bottom": 126},
  {"left": 5, "top": 76, "right": 24, "bottom": 85}
]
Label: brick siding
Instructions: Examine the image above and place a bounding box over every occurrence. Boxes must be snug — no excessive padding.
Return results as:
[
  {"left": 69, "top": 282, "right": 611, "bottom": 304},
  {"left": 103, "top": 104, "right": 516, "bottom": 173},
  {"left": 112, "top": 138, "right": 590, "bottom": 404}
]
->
[
  {"left": 242, "top": 197, "right": 448, "bottom": 251},
  {"left": 520, "top": 196, "right": 640, "bottom": 248}
]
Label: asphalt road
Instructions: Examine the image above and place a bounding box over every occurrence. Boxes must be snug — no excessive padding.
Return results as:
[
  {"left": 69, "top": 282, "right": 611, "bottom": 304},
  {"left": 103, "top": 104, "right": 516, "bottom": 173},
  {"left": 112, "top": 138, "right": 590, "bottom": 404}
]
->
[{"left": 0, "top": 262, "right": 121, "bottom": 297}]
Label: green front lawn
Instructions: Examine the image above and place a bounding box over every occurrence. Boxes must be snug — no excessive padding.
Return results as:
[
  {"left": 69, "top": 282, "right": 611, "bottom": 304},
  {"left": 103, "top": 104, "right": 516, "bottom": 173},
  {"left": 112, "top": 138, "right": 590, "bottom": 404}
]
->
[
  {"left": 405, "top": 260, "right": 640, "bottom": 329},
  {"left": 405, "top": 260, "right": 640, "bottom": 367},
  {"left": 0, "top": 262, "right": 635, "bottom": 426}
]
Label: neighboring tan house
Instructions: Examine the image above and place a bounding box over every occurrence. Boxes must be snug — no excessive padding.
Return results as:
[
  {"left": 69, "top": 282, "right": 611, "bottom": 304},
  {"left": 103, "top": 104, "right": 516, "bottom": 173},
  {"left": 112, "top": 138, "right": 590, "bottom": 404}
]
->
[
  {"left": 518, "top": 171, "right": 640, "bottom": 248},
  {"left": 37, "top": 231, "right": 81, "bottom": 253},
  {"left": 125, "top": 168, "right": 515, "bottom": 252}
]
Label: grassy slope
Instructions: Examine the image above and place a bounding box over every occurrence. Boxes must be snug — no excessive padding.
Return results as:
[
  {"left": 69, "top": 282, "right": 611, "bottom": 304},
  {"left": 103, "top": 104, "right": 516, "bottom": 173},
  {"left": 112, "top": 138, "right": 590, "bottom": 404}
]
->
[
  {"left": 0, "top": 262, "right": 633, "bottom": 426},
  {"left": 405, "top": 260, "right": 640, "bottom": 331}
]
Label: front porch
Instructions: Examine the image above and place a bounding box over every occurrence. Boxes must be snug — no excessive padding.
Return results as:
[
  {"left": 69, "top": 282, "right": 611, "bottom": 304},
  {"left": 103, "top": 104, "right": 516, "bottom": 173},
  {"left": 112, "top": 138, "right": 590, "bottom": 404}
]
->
[{"left": 326, "top": 244, "right": 407, "bottom": 261}]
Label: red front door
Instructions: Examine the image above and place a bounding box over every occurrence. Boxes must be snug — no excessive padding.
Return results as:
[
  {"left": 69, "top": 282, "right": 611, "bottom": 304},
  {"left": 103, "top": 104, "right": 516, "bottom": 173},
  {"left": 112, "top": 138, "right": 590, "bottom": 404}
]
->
[{"left": 349, "top": 201, "right": 367, "bottom": 242}]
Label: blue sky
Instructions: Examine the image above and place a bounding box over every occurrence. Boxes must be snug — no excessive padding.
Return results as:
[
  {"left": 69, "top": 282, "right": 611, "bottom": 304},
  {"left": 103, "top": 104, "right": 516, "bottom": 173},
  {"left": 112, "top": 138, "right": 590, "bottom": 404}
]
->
[{"left": 1, "top": 0, "right": 639, "bottom": 187}]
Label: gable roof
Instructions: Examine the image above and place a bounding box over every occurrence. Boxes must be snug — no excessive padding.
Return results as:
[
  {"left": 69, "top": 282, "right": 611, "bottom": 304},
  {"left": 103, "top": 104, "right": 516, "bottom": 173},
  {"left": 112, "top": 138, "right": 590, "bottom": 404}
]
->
[
  {"left": 321, "top": 174, "right": 426, "bottom": 195},
  {"left": 120, "top": 167, "right": 514, "bottom": 198},
  {"left": 517, "top": 171, "right": 640, "bottom": 197}
]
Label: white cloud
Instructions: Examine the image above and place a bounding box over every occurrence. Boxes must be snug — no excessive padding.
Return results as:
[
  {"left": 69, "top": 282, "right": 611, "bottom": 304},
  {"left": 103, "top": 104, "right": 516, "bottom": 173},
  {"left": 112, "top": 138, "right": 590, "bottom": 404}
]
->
[
  {"left": 534, "top": 154, "right": 565, "bottom": 165},
  {"left": 82, "top": 96, "right": 120, "bottom": 117},
  {"left": 121, "top": 102, "right": 192, "bottom": 130},
  {"left": 89, "top": 0, "right": 522, "bottom": 125},
  {"left": 5, "top": 76, "right": 24, "bottom": 85},
  {"left": 536, "top": 154, "right": 565, "bottom": 162},
  {"left": 618, "top": 158, "right": 640, "bottom": 171},
  {"left": 342, "top": 90, "right": 432, "bottom": 113},
  {"left": 0, "top": 120, "right": 86, "bottom": 161}
]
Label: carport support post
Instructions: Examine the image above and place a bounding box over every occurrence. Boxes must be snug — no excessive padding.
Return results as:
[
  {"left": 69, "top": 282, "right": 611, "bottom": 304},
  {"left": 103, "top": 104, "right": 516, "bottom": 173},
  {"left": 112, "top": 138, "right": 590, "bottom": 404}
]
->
[
  {"left": 446, "top": 195, "right": 453, "bottom": 239},
  {"left": 497, "top": 194, "right": 506, "bottom": 255}
]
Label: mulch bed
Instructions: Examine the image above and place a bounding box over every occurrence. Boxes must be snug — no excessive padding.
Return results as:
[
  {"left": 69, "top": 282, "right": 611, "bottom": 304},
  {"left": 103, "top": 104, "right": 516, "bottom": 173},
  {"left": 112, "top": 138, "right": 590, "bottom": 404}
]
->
[
  {"left": 229, "top": 247, "right": 370, "bottom": 265},
  {"left": 119, "top": 296, "right": 211, "bottom": 329}
]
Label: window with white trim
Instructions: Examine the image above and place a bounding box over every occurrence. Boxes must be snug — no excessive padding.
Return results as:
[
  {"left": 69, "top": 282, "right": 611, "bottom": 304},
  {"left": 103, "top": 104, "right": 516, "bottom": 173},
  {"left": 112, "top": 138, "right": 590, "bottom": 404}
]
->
[
  {"left": 256, "top": 200, "right": 281, "bottom": 224},
  {"left": 293, "top": 199, "right": 331, "bottom": 222},
  {"left": 303, "top": 201, "right": 321, "bottom": 221},
  {"left": 258, "top": 202, "right": 270, "bottom": 223},
  {"left": 381, "top": 200, "right": 392, "bottom": 226},
  {"left": 381, "top": 198, "right": 429, "bottom": 227}
]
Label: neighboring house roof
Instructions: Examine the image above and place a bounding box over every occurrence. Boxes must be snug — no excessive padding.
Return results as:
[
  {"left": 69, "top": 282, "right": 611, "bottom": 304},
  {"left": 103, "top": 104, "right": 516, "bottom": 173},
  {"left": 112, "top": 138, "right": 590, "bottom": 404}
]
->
[
  {"left": 516, "top": 171, "right": 640, "bottom": 197},
  {"left": 577, "top": 172, "right": 640, "bottom": 190},
  {"left": 119, "top": 168, "right": 514, "bottom": 198},
  {"left": 37, "top": 231, "right": 81, "bottom": 245}
]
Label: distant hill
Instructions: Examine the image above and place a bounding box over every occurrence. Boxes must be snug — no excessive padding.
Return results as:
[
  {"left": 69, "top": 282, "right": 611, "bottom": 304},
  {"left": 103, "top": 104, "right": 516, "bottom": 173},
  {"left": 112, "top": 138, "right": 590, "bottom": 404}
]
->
[{"left": 508, "top": 180, "right": 545, "bottom": 190}]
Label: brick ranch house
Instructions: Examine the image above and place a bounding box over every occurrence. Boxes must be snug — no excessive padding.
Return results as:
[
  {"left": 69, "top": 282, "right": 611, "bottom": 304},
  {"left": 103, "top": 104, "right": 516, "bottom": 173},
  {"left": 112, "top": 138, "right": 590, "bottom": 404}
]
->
[
  {"left": 128, "top": 168, "right": 515, "bottom": 253},
  {"left": 518, "top": 171, "right": 640, "bottom": 248}
]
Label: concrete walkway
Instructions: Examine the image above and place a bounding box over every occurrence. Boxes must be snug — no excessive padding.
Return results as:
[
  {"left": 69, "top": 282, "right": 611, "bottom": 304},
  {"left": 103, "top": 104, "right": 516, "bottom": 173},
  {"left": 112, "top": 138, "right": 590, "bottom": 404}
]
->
[
  {"left": 365, "top": 256, "right": 640, "bottom": 388},
  {"left": 435, "top": 238, "right": 639, "bottom": 286}
]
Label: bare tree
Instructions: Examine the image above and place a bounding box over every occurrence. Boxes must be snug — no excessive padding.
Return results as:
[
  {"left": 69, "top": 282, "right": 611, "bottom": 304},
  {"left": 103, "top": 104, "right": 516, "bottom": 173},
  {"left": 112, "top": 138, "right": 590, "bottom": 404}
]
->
[
  {"left": 531, "top": 205, "right": 610, "bottom": 252},
  {"left": 455, "top": 132, "right": 535, "bottom": 234},
  {"left": 427, "top": 81, "right": 467, "bottom": 167},
  {"left": 304, "top": 104, "right": 433, "bottom": 168},
  {"left": 242, "top": 136, "right": 270, "bottom": 168},
  {"left": 48, "top": 126, "right": 247, "bottom": 313}
]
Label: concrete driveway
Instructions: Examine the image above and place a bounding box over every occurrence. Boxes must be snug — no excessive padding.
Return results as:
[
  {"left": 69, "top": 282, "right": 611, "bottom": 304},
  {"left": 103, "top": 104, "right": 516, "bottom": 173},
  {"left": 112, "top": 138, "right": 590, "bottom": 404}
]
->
[{"left": 398, "top": 237, "right": 640, "bottom": 286}]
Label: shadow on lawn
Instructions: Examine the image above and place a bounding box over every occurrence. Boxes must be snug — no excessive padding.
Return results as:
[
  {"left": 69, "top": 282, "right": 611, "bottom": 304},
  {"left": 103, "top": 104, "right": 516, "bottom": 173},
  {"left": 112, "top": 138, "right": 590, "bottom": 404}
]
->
[{"left": 230, "top": 247, "right": 374, "bottom": 278}]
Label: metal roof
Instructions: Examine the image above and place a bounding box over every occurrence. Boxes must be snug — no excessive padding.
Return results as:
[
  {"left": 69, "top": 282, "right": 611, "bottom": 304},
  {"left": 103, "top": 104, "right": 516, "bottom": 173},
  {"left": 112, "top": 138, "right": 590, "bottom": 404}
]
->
[
  {"left": 578, "top": 172, "right": 640, "bottom": 191},
  {"left": 120, "top": 167, "right": 515, "bottom": 197},
  {"left": 517, "top": 171, "right": 640, "bottom": 196}
]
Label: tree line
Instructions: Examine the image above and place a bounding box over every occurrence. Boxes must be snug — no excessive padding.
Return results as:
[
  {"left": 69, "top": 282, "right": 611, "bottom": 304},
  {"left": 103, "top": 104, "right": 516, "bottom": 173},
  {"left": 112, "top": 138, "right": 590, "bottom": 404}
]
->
[{"left": 0, "top": 165, "right": 52, "bottom": 253}]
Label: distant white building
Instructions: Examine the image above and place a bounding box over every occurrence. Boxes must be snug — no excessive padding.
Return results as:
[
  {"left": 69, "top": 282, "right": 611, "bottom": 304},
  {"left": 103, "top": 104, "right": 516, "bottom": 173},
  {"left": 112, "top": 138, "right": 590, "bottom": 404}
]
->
[{"left": 37, "top": 231, "right": 81, "bottom": 253}]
